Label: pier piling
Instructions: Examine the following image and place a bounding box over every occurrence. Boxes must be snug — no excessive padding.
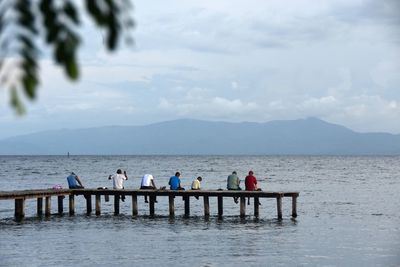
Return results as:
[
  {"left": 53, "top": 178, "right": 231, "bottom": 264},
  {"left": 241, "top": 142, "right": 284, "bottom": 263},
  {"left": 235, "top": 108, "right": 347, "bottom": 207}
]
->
[
  {"left": 69, "top": 195, "right": 75, "bottom": 215},
  {"left": 240, "top": 196, "right": 246, "bottom": 218},
  {"left": 45, "top": 196, "right": 51, "bottom": 216},
  {"left": 169, "top": 195, "right": 175, "bottom": 217},
  {"left": 37, "top": 197, "right": 43, "bottom": 216},
  {"left": 95, "top": 195, "right": 101, "bottom": 216},
  {"left": 15, "top": 198, "right": 25, "bottom": 222},
  {"left": 58, "top": 196, "right": 64, "bottom": 215},
  {"left": 132, "top": 195, "right": 138, "bottom": 216}
]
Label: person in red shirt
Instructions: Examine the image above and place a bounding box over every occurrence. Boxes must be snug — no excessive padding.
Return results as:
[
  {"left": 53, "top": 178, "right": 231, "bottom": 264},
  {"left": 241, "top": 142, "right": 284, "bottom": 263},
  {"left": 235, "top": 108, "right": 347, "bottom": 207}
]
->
[{"left": 245, "top": 170, "right": 261, "bottom": 205}]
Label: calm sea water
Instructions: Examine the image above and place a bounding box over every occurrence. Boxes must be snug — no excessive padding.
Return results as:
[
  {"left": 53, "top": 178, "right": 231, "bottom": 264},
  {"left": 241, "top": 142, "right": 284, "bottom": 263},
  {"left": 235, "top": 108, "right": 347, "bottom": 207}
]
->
[{"left": 0, "top": 156, "right": 399, "bottom": 267}]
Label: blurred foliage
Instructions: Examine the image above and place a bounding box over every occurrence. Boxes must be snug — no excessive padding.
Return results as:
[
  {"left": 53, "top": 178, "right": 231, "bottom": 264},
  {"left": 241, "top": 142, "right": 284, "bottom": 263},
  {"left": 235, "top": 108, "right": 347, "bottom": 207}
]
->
[{"left": 0, "top": 0, "right": 134, "bottom": 114}]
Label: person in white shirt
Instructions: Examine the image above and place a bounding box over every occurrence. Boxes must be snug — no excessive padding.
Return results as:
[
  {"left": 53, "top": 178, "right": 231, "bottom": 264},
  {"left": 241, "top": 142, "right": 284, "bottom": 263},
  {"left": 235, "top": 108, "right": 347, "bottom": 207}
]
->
[
  {"left": 109, "top": 169, "right": 128, "bottom": 201},
  {"left": 140, "top": 174, "right": 157, "bottom": 203}
]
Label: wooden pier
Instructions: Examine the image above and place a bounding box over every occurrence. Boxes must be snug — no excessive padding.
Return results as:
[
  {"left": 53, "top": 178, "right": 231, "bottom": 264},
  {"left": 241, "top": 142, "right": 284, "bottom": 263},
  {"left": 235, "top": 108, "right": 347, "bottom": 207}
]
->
[{"left": 0, "top": 189, "right": 299, "bottom": 222}]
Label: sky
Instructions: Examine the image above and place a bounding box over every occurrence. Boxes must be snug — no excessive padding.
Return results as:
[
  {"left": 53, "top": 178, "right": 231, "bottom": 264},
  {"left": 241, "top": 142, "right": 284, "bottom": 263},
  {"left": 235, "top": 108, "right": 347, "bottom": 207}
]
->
[{"left": 0, "top": 0, "right": 399, "bottom": 139}]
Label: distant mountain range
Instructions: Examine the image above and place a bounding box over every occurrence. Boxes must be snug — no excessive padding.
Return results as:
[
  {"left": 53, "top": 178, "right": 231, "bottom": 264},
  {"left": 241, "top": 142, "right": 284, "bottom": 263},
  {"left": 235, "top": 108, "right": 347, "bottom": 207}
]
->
[{"left": 0, "top": 118, "right": 399, "bottom": 155}]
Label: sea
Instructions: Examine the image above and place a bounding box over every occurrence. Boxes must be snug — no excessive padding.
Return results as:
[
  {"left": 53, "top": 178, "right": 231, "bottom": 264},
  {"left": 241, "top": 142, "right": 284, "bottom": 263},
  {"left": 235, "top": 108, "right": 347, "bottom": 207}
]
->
[{"left": 0, "top": 155, "right": 399, "bottom": 267}]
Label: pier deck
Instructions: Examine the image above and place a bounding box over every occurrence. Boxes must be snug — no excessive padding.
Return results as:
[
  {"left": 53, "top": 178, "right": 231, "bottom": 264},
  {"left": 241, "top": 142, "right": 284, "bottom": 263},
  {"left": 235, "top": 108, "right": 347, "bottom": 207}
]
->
[{"left": 0, "top": 189, "right": 299, "bottom": 221}]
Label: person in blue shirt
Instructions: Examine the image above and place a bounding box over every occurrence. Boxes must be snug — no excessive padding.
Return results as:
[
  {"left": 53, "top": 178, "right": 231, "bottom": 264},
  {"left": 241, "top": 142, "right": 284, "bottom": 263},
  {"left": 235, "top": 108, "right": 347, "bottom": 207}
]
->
[
  {"left": 169, "top": 172, "right": 184, "bottom": 190},
  {"left": 67, "top": 172, "right": 84, "bottom": 189}
]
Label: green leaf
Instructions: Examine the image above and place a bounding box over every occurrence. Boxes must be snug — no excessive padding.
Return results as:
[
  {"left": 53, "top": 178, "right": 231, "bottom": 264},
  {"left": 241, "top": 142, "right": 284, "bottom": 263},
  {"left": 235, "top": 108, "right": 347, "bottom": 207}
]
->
[
  {"left": 22, "top": 72, "right": 38, "bottom": 99},
  {"left": 10, "top": 87, "right": 26, "bottom": 115},
  {"left": 66, "top": 58, "right": 79, "bottom": 80},
  {"left": 63, "top": 1, "right": 80, "bottom": 25}
]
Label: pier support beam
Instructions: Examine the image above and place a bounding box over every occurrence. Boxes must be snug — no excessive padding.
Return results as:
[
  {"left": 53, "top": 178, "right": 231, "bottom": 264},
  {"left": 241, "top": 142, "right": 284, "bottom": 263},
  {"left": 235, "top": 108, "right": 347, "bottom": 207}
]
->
[
  {"left": 203, "top": 196, "right": 210, "bottom": 217},
  {"left": 132, "top": 195, "right": 138, "bottom": 216},
  {"left": 58, "top": 196, "right": 64, "bottom": 215},
  {"left": 95, "top": 195, "right": 101, "bottom": 216},
  {"left": 149, "top": 195, "right": 155, "bottom": 216},
  {"left": 169, "top": 196, "right": 175, "bottom": 217},
  {"left": 114, "top": 195, "right": 120, "bottom": 215},
  {"left": 292, "top": 195, "right": 297, "bottom": 218},
  {"left": 184, "top": 196, "right": 190, "bottom": 217},
  {"left": 86, "top": 195, "right": 92, "bottom": 215},
  {"left": 69, "top": 195, "right": 75, "bottom": 215},
  {"left": 277, "top": 195, "right": 283, "bottom": 220},
  {"left": 218, "top": 196, "right": 223, "bottom": 218},
  {"left": 240, "top": 196, "right": 246, "bottom": 218},
  {"left": 37, "top": 197, "right": 43, "bottom": 216},
  {"left": 45, "top": 196, "right": 51, "bottom": 216},
  {"left": 15, "top": 198, "right": 25, "bottom": 222},
  {"left": 254, "top": 197, "right": 260, "bottom": 218}
]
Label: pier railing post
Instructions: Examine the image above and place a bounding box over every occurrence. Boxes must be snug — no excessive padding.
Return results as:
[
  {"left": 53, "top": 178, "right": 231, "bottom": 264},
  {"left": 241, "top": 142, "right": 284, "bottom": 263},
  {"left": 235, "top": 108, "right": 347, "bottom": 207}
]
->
[
  {"left": 95, "top": 195, "right": 101, "bottom": 216},
  {"left": 218, "top": 196, "right": 223, "bottom": 218},
  {"left": 169, "top": 195, "right": 175, "bottom": 217},
  {"left": 45, "top": 196, "right": 51, "bottom": 216},
  {"left": 277, "top": 194, "right": 283, "bottom": 220},
  {"left": 292, "top": 195, "right": 298, "bottom": 218},
  {"left": 184, "top": 196, "right": 190, "bottom": 217},
  {"left": 254, "top": 197, "right": 259, "bottom": 218},
  {"left": 240, "top": 196, "right": 246, "bottom": 218},
  {"left": 58, "top": 196, "right": 64, "bottom": 215},
  {"left": 132, "top": 195, "right": 138, "bottom": 216},
  {"left": 203, "top": 196, "right": 210, "bottom": 217},
  {"left": 114, "top": 195, "right": 120, "bottom": 215},
  {"left": 15, "top": 198, "right": 25, "bottom": 222},
  {"left": 86, "top": 194, "right": 92, "bottom": 215},
  {"left": 69, "top": 195, "right": 75, "bottom": 216},
  {"left": 37, "top": 197, "right": 43, "bottom": 216}
]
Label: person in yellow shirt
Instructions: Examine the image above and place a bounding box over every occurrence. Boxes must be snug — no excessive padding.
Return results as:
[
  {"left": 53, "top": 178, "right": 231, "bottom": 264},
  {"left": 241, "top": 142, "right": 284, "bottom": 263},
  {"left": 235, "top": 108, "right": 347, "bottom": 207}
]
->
[
  {"left": 191, "top": 176, "right": 202, "bottom": 190},
  {"left": 191, "top": 176, "right": 202, "bottom": 199}
]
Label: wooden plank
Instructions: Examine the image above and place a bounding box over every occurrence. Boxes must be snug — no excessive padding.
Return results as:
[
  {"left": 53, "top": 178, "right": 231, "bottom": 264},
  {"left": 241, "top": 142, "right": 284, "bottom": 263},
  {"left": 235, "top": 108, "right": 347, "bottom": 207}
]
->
[
  {"left": 37, "top": 197, "right": 43, "bottom": 216},
  {"left": 218, "top": 196, "right": 223, "bottom": 218},
  {"left": 45, "top": 196, "right": 51, "bottom": 216},
  {"left": 132, "top": 194, "right": 138, "bottom": 216},
  {"left": 69, "top": 195, "right": 75, "bottom": 216},
  {"left": 184, "top": 196, "right": 190, "bottom": 217},
  {"left": 57, "top": 196, "right": 64, "bottom": 215},
  {"left": 240, "top": 196, "right": 246, "bottom": 218},
  {"left": 292, "top": 195, "right": 297, "bottom": 218},
  {"left": 203, "top": 196, "right": 210, "bottom": 217},
  {"left": 95, "top": 195, "right": 101, "bottom": 216},
  {"left": 254, "top": 197, "right": 259, "bottom": 217},
  {"left": 169, "top": 195, "right": 175, "bottom": 217},
  {"left": 15, "top": 198, "right": 25, "bottom": 222}
]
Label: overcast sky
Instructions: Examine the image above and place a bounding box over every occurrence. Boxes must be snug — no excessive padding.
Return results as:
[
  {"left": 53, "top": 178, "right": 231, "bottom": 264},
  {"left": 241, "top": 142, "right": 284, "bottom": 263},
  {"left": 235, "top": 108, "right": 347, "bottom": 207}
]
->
[{"left": 0, "top": 0, "right": 399, "bottom": 139}]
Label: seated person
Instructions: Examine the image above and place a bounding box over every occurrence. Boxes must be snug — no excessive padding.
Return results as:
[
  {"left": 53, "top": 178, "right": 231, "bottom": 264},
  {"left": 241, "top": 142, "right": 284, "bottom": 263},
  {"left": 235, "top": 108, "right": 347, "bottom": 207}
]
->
[
  {"left": 67, "top": 172, "right": 84, "bottom": 189},
  {"left": 191, "top": 176, "right": 202, "bottom": 200},
  {"left": 140, "top": 174, "right": 157, "bottom": 203},
  {"left": 169, "top": 172, "right": 184, "bottom": 190}
]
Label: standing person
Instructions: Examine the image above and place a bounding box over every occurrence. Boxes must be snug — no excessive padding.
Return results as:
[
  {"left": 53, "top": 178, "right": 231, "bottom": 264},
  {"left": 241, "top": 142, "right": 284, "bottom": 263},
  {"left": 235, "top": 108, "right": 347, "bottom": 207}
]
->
[
  {"left": 67, "top": 172, "right": 84, "bottom": 189},
  {"left": 109, "top": 169, "right": 128, "bottom": 201},
  {"left": 227, "top": 171, "right": 241, "bottom": 203},
  {"left": 191, "top": 176, "right": 202, "bottom": 200},
  {"left": 169, "top": 172, "right": 184, "bottom": 190},
  {"left": 245, "top": 170, "right": 260, "bottom": 205},
  {"left": 140, "top": 174, "right": 157, "bottom": 203}
]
